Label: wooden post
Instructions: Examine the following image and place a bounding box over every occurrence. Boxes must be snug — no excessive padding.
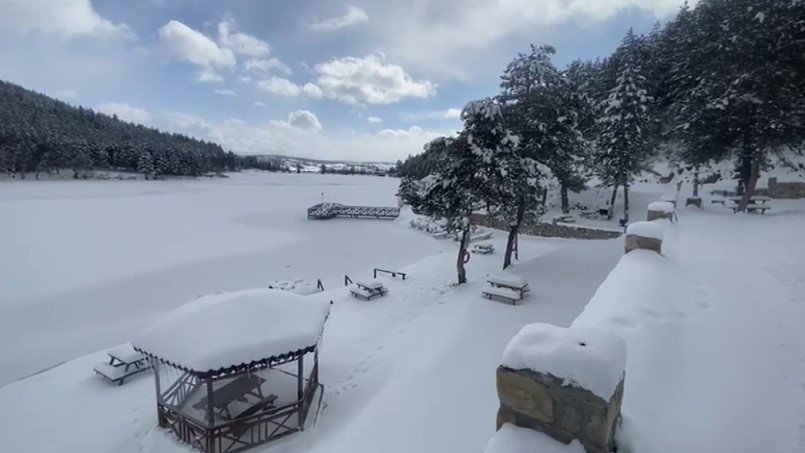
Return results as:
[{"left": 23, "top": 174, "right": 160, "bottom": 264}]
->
[
  {"left": 153, "top": 361, "right": 164, "bottom": 426},
  {"left": 206, "top": 378, "right": 215, "bottom": 428},
  {"left": 298, "top": 356, "right": 305, "bottom": 431}
]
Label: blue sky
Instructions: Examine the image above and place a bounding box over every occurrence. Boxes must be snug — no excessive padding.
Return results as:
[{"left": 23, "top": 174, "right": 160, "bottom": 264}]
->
[{"left": 0, "top": 0, "right": 687, "bottom": 162}]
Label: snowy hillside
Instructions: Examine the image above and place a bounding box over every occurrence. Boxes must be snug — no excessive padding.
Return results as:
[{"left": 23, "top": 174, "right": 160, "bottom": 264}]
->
[{"left": 1, "top": 172, "right": 804, "bottom": 452}]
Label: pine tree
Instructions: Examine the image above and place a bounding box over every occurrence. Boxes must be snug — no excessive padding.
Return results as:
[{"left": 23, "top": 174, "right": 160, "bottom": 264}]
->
[
  {"left": 137, "top": 150, "right": 155, "bottom": 180},
  {"left": 594, "top": 29, "right": 654, "bottom": 223}
]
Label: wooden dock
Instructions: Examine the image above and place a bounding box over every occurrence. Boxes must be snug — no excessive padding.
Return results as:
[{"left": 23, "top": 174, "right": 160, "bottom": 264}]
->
[{"left": 307, "top": 203, "right": 400, "bottom": 220}]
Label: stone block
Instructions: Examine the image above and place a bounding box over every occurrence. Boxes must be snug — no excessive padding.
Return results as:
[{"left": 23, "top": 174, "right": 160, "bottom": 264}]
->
[
  {"left": 496, "top": 366, "right": 624, "bottom": 453},
  {"left": 624, "top": 234, "right": 662, "bottom": 254}
]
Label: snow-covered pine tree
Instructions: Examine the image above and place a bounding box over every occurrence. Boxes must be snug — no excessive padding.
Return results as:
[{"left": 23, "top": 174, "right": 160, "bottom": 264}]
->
[
  {"left": 594, "top": 29, "right": 654, "bottom": 223},
  {"left": 666, "top": 0, "right": 805, "bottom": 211},
  {"left": 137, "top": 150, "right": 155, "bottom": 180}
]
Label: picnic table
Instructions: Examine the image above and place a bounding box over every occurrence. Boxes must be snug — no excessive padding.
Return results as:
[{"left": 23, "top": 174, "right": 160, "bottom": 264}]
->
[
  {"left": 350, "top": 280, "right": 388, "bottom": 300},
  {"left": 472, "top": 242, "right": 495, "bottom": 254},
  {"left": 728, "top": 196, "right": 772, "bottom": 213},
  {"left": 483, "top": 274, "right": 530, "bottom": 305},
  {"left": 192, "top": 374, "right": 270, "bottom": 420},
  {"left": 93, "top": 343, "right": 151, "bottom": 385}
]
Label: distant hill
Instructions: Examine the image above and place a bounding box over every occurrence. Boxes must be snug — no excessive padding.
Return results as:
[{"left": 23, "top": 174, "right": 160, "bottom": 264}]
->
[
  {"left": 0, "top": 80, "right": 240, "bottom": 179},
  {"left": 251, "top": 154, "right": 397, "bottom": 175}
]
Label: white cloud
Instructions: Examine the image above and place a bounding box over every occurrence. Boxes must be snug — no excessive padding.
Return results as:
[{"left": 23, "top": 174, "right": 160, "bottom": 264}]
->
[
  {"left": 402, "top": 108, "right": 461, "bottom": 121},
  {"left": 370, "top": 0, "right": 689, "bottom": 78},
  {"left": 217, "top": 16, "right": 270, "bottom": 57},
  {"left": 311, "top": 6, "right": 369, "bottom": 31},
  {"left": 314, "top": 54, "right": 436, "bottom": 105},
  {"left": 367, "top": 116, "right": 383, "bottom": 123},
  {"left": 164, "top": 112, "right": 443, "bottom": 161},
  {"left": 257, "top": 77, "right": 322, "bottom": 98},
  {"left": 214, "top": 89, "right": 236, "bottom": 96},
  {"left": 286, "top": 110, "right": 322, "bottom": 132},
  {"left": 0, "top": 0, "right": 134, "bottom": 39},
  {"left": 158, "top": 20, "right": 236, "bottom": 69},
  {"left": 197, "top": 67, "right": 224, "bottom": 83},
  {"left": 254, "top": 101, "right": 266, "bottom": 107},
  {"left": 245, "top": 58, "right": 292, "bottom": 76},
  {"left": 97, "top": 102, "right": 150, "bottom": 125}
]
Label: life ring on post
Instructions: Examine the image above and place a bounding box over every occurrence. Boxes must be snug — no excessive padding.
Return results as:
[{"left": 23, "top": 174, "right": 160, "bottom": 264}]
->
[{"left": 462, "top": 250, "right": 471, "bottom": 264}]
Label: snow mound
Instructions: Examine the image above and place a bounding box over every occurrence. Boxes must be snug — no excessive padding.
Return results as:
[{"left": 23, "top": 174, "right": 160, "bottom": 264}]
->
[
  {"left": 485, "top": 423, "right": 585, "bottom": 453},
  {"left": 501, "top": 323, "right": 626, "bottom": 399},
  {"left": 132, "top": 288, "right": 330, "bottom": 373},
  {"left": 647, "top": 201, "right": 675, "bottom": 213},
  {"left": 626, "top": 221, "right": 664, "bottom": 240}
]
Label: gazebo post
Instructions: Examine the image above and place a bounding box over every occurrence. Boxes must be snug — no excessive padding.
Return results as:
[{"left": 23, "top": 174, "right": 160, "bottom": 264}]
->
[
  {"left": 297, "top": 355, "right": 304, "bottom": 431},
  {"left": 153, "top": 361, "right": 164, "bottom": 426},
  {"left": 206, "top": 376, "right": 215, "bottom": 428}
]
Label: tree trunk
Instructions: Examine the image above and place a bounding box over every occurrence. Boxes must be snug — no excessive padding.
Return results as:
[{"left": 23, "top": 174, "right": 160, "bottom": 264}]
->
[
  {"left": 456, "top": 224, "right": 471, "bottom": 284},
  {"left": 541, "top": 187, "right": 548, "bottom": 206},
  {"left": 737, "top": 159, "right": 760, "bottom": 212},
  {"left": 607, "top": 185, "right": 619, "bottom": 220},
  {"left": 623, "top": 182, "right": 630, "bottom": 224},
  {"left": 504, "top": 200, "right": 526, "bottom": 270},
  {"left": 693, "top": 165, "right": 700, "bottom": 197},
  {"left": 560, "top": 183, "right": 570, "bottom": 214}
]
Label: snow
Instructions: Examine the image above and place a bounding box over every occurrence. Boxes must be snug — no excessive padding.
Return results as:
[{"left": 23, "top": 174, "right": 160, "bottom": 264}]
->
[
  {"left": 501, "top": 323, "right": 626, "bottom": 399},
  {"left": 647, "top": 201, "right": 675, "bottom": 213},
  {"left": 487, "top": 273, "right": 528, "bottom": 289},
  {"left": 625, "top": 221, "right": 665, "bottom": 240},
  {"left": 2, "top": 174, "right": 805, "bottom": 453},
  {"left": 485, "top": 423, "right": 584, "bottom": 453},
  {"left": 132, "top": 289, "right": 330, "bottom": 372}
]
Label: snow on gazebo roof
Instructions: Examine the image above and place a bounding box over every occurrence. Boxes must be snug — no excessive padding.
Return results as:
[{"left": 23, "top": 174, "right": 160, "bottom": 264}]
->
[{"left": 132, "top": 289, "right": 330, "bottom": 375}]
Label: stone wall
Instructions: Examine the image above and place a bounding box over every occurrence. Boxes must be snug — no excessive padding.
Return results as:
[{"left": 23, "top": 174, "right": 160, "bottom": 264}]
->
[
  {"left": 496, "top": 366, "right": 624, "bottom": 453},
  {"left": 471, "top": 214, "right": 622, "bottom": 240},
  {"left": 764, "top": 177, "right": 805, "bottom": 199}
]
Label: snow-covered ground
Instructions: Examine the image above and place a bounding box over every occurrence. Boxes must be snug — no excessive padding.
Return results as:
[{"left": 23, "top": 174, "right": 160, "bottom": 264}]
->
[{"left": 1, "top": 172, "right": 804, "bottom": 452}]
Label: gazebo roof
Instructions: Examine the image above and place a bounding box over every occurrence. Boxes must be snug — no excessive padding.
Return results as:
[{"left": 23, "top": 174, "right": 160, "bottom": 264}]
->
[{"left": 133, "top": 289, "right": 330, "bottom": 376}]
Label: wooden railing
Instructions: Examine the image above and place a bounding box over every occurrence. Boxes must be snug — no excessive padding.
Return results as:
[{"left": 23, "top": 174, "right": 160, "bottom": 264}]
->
[{"left": 373, "top": 268, "right": 407, "bottom": 280}]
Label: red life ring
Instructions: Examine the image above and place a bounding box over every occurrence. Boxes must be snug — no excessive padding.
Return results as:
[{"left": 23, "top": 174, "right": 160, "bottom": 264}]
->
[{"left": 463, "top": 251, "right": 471, "bottom": 264}]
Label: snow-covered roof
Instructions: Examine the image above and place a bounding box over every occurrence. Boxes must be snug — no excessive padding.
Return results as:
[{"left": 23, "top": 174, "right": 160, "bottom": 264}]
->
[
  {"left": 501, "top": 323, "right": 626, "bottom": 399},
  {"left": 647, "top": 201, "right": 675, "bottom": 213},
  {"left": 133, "top": 289, "right": 330, "bottom": 374},
  {"left": 626, "top": 221, "right": 664, "bottom": 240}
]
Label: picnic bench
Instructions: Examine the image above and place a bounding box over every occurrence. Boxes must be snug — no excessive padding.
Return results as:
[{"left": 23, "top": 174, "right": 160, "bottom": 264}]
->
[
  {"left": 482, "top": 286, "right": 523, "bottom": 304},
  {"left": 728, "top": 196, "right": 772, "bottom": 214},
  {"left": 350, "top": 280, "right": 389, "bottom": 300},
  {"left": 93, "top": 343, "right": 151, "bottom": 385},
  {"left": 472, "top": 242, "right": 495, "bottom": 255},
  {"left": 482, "top": 274, "right": 530, "bottom": 305},
  {"left": 192, "top": 374, "right": 269, "bottom": 420}
]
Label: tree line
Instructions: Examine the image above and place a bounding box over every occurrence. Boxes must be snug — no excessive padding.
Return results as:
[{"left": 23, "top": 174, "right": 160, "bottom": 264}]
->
[
  {"left": 0, "top": 80, "right": 249, "bottom": 179},
  {"left": 398, "top": 0, "right": 804, "bottom": 284}
]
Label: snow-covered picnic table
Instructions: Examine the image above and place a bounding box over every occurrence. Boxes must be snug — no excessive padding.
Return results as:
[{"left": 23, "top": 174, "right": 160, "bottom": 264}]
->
[
  {"left": 351, "top": 280, "right": 389, "bottom": 300},
  {"left": 487, "top": 274, "right": 530, "bottom": 295},
  {"left": 93, "top": 343, "right": 151, "bottom": 385},
  {"left": 472, "top": 242, "right": 495, "bottom": 254},
  {"left": 483, "top": 274, "right": 530, "bottom": 304}
]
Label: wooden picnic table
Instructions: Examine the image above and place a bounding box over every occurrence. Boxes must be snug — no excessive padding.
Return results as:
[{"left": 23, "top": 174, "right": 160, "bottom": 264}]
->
[
  {"left": 351, "top": 280, "right": 388, "bottom": 300},
  {"left": 487, "top": 275, "right": 530, "bottom": 296},
  {"left": 193, "top": 374, "right": 266, "bottom": 419},
  {"left": 729, "top": 195, "right": 772, "bottom": 203},
  {"left": 93, "top": 343, "right": 151, "bottom": 385}
]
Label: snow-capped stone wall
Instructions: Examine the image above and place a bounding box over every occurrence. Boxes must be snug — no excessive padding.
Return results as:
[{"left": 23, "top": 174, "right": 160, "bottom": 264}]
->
[
  {"left": 624, "top": 221, "right": 664, "bottom": 254},
  {"left": 495, "top": 324, "right": 626, "bottom": 453},
  {"left": 646, "top": 201, "right": 676, "bottom": 222}
]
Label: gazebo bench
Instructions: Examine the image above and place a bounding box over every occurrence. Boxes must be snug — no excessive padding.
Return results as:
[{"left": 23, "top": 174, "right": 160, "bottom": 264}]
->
[{"left": 482, "top": 287, "right": 523, "bottom": 305}]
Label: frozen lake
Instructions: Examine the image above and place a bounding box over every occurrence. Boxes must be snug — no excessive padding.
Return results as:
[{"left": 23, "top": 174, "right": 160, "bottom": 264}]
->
[{"left": 0, "top": 171, "right": 439, "bottom": 385}]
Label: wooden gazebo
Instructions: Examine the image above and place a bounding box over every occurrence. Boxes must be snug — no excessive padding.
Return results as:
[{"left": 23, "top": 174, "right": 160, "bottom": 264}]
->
[{"left": 133, "top": 289, "right": 330, "bottom": 453}]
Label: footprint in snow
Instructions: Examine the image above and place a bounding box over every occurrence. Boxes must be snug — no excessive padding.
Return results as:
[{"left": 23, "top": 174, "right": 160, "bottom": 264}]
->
[{"left": 639, "top": 308, "right": 668, "bottom": 321}]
